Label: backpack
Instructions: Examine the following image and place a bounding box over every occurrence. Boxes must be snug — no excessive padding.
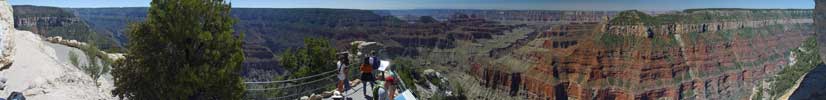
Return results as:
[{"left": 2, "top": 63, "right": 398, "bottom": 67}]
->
[{"left": 371, "top": 56, "right": 380, "bottom": 69}]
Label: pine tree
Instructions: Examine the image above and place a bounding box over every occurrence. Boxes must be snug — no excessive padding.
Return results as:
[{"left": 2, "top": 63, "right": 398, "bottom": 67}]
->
[
  {"left": 274, "top": 38, "right": 336, "bottom": 96},
  {"left": 111, "top": 0, "right": 245, "bottom": 99},
  {"left": 279, "top": 38, "right": 336, "bottom": 79}
]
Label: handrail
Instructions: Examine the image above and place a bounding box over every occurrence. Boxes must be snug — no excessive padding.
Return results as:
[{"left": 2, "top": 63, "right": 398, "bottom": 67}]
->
[
  {"left": 244, "top": 69, "right": 337, "bottom": 84},
  {"left": 246, "top": 74, "right": 336, "bottom": 91},
  {"left": 243, "top": 69, "right": 339, "bottom": 100},
  {"left": 266, "top": 82, "right": 336, "bottom": 100}
]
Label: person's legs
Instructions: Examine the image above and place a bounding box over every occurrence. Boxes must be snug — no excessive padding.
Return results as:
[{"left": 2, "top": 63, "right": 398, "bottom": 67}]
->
[
  {"left": 341, "top": 80, "right": 347, "bottom": 100},
  {"left": 337, "top": 80, "right": 343, "bottom": 92},
  {"left": 362, "top": 83, "right": 367, "bottom": 95},
  {"left": 368, "top": 75, "right": 375, "bottom": 87},
  {"left": 361, "top": 74, "right": 367, "bottom": 95},
  {"left": 369, "top": 71, "right": 376, "bottom": 87},
  {"left": 345, "top": 77, "right": 351, "bottom": 90}
]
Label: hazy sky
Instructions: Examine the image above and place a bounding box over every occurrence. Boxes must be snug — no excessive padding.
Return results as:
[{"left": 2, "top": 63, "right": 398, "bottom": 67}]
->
[{"left": 9, "top": 0, "right": 814, "bottom": 11}]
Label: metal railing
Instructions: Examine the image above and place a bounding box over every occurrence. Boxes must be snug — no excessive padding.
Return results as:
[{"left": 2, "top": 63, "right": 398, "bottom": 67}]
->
[{"left": 244, "top": 70, "right": 338, "bottom": 100}]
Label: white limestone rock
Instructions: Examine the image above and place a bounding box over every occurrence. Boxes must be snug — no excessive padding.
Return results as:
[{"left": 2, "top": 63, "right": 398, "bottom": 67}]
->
[
  {"left": 0, "top": 0, "right": 13, "bottom": 67},
  {"left": 0, "top": 0, "right": 116, "bottom": 99}
]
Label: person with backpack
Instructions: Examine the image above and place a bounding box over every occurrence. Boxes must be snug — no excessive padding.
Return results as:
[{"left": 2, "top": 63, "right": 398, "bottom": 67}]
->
[{"left": 369, "top": 52, "right": 380, "bottom": 88}]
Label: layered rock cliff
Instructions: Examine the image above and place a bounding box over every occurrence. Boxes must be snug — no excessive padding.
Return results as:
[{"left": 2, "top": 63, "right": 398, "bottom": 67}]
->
[
  {"left": 12, "top": 5, "right": 120, "bottom": 51},
  {"left": 607, "top": 9, "right": 812, "bottom": 37},
  {"left": 466, "top": 9, "right": 815, "bottom": 100}
]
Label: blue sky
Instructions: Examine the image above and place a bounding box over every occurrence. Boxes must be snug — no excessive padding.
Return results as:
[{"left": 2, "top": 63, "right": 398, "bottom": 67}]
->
[{"left": 9, "top": 0, "right": 814, "bottom": 11}]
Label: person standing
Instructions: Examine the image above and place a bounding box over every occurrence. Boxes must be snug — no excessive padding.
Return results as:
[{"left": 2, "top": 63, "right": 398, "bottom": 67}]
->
[
  {"left": 385, "top": 73, "right": 396, "bottom": 99},
  {"left": 337, "top": 53, "right": 351, "bottom": 90},
  {"left": 336, "top": 61, "right": 347, "bottom": 99},
  {"left": 360, "top": 57, "right": 374, "bottom": 96},
  {"left": 369, "top": 53, "right": 380, "bottom": 92},
  {"left": 376, "top": 85, "right": 387, "bottom": 100}
]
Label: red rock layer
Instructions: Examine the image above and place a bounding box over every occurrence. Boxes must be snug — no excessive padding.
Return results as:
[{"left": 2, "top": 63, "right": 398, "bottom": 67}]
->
[{"left": 468, "top": 23, "right": 812, "bottom": 99}]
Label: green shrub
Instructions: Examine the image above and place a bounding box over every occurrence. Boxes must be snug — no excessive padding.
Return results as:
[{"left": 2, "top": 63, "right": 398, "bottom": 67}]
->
[
  {"left": 394, "top": 59, "right": 418, "bottom": 92},
  {"left": 69, "top": 51, "right": 79, "bottom": 67},
  {"left": 82, "top": 58, "right": 101, "bottom": 82}
]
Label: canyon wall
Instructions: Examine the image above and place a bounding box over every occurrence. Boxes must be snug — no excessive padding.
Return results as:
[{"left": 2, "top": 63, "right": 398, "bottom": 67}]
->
[
  {"left": 12, "top": 5, "right": 83, "bottom": 35},
  {"left": 11, "top": 5, "right": 120, "bottom": 50},
  {"left": 607, "top": 19, "right": 811, "bottom": 37},
  {"left": 468, "top": 9, "right": 814, "bottom": 100}
]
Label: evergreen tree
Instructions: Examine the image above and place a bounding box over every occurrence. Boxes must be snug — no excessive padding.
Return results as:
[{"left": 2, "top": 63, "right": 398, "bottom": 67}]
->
[
  {"left": 279, "top": 38, "right": 336, "bottom": 79},
  {"left": 111, "top": 0, "right": 245, "bottom": 99},
  {"left": 274, "top": 38, "right": 336, "bottom": 96}
]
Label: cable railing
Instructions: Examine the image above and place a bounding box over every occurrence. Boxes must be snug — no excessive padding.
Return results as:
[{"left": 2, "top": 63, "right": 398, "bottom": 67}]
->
[
  {"left": 244, "top": 70, "right": 337, "bottom": 84},
  {"left": 242, "top": 57, "right": 418, "bottom": 99},
  {"left": 244, "top": 69, "right": 338, "bottom": 100}
]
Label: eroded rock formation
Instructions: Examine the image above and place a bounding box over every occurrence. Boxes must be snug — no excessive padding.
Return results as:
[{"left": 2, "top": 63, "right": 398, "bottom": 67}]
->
[
  {"left": 608, "top": 19, "right": 812, "bottom": 37},
  {"left": 468, "top": 9, "right": 814, "bottom": 100}
]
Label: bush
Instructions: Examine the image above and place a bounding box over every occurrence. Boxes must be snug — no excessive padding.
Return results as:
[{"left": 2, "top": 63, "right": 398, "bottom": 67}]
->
[
  {"left": 82, "top": 58, "right": 101, "bottom": 82},
  {"left": 69, "top": 51, "right": 79, "bottom": 67},
  {"left": 279, "top": 38, "right": 336, "bottom": 79},
  {"left": 273, "top": 38, "right": 337, "bottom": 97},
  {"left": 447, "top": 80, "right": 468, "bottom": 100},
  {"left": 74, "top": 42, "right": 113, "bottom": 82},
  {"left": 394, "top": 59, "right": 419, "bottom": 93}
]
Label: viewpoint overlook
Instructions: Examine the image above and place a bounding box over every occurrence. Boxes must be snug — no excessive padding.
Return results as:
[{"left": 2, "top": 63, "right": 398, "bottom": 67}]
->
[{"left": 0, "top": 0, "right": 824, "bottom": 100}]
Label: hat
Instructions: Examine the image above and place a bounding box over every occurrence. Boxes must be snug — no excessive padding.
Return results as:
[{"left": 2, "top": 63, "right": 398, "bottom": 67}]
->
[
  {"left": 385, "top": 75, "right": 394, "bottom": 84},
  {"left": 384, "top": 71, "right": 396, "bottom": 84}
]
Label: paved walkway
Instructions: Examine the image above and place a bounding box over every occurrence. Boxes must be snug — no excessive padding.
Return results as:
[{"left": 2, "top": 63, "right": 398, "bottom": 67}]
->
[
  {"left": 326, "top": 80, "right": 402, "bottom": 100},
  {"left": 324, "top": 81, "right": 374, "bottom": 100}
]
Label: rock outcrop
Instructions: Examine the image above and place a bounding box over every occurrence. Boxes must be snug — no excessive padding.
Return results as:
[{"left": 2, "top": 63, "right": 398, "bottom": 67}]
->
[
  {"left": 0, "top": 0, "right": 116, "bottom": 99},
  {"left": 0, "top": 0, "right": 13, "bottom": 68},
  {"left": 45, "top": 36, "right": 88, "bottom": 48},
  {"left": 11, "top": 5, "right": 83, "bottom": 36},
  {"left": 11, "top": 5, "right": 120, "bottom": 50}
]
